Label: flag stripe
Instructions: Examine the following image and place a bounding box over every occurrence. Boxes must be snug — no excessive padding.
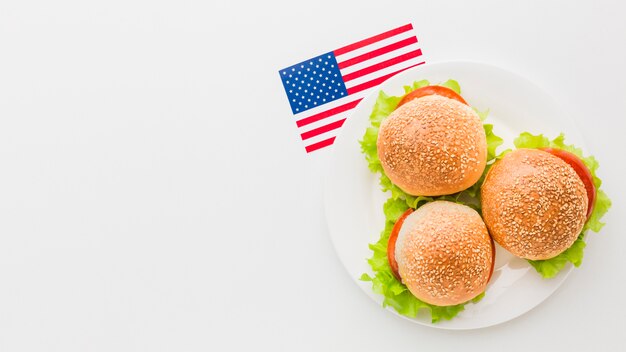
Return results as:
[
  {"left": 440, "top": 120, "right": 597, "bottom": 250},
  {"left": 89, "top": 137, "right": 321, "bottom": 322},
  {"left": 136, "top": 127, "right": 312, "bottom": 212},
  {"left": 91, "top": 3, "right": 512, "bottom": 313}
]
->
[
  {"left": 341, "top": 49, "right": 423, "bottom": 83},
  {"left": 305, "top": 136, "right": 336, "bottom": 153},
  {"left": 342, "top": 57, "right": 421, "bottom": 89},
  {"left": 337, "top": 36, "right": 418, "bottom": 70},
  {"left": 346, "top": 61, "right": 425, "bottom": 95},
  {"left": 339, "top": 43, "right": 420, "bottom": 77},
  {"left": 301, "top": 118, "right": 346, "bottom": 140},
  {"left": 296, "top": 98, "right": 362, "bottom": 128},
  {"left": 333, "top": 24, "right": 413, "bottom": 56},
  {"left": 334, "top": 30, "right": 416, "bottom": 63}
]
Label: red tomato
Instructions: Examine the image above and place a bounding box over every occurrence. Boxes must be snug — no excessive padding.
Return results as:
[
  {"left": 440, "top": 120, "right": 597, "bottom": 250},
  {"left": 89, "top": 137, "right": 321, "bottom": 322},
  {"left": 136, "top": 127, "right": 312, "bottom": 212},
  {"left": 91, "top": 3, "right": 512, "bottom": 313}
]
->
[
  {"left": 387, "top": 208, "right": 414, "bottom": 281},
  {"left": 397, "top": 85, "right": 468, "bottom": 108},
  {"left": 541, "top": 148, "right": 596, "bottom": 219}
]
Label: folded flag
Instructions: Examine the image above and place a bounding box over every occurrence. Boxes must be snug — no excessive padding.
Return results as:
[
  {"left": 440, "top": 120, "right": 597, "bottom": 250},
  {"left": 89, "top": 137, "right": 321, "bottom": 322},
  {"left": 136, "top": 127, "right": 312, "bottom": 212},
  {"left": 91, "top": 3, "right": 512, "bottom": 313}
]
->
[{"left": 279, "top": 24, "right": 424, "bottom": 153}]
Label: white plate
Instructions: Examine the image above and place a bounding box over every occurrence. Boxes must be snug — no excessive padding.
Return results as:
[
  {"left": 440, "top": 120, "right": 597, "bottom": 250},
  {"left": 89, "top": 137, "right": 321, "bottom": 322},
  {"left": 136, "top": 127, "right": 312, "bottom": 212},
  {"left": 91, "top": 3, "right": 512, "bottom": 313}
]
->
[{"left": 324, "top": 61, "right": 588, "bottom": 330}]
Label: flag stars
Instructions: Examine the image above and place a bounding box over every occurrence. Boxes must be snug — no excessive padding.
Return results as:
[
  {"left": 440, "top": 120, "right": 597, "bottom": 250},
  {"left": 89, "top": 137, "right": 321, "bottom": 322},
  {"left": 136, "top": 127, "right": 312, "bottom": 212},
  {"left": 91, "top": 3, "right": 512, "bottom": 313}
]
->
[{"left": 281, "top": 53, "right": 346, "bottom": 114}]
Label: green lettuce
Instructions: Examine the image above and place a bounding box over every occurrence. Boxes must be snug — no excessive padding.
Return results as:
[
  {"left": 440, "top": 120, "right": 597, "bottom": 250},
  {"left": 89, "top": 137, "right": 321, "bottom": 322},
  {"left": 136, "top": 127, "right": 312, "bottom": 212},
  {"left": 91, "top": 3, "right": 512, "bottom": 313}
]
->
[
  {"left": 358, "top": 80, "right": 500, "bottom": 322},
  {"left": 513, "top": 133, "right": 611, "bottom": 278}
]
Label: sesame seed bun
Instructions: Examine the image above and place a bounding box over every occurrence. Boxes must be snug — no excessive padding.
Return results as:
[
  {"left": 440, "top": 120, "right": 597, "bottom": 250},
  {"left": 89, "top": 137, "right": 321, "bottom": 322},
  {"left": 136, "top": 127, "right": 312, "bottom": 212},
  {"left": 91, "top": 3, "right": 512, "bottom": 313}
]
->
[
  {"left": 395, "top": 201, "right": 494, "bottom": 306},
  {"left": 377, "top": 95, "right": 487, "bottom": 196},
  {"left": 481, "top": 149, "right": 588, "bottom": 260}
]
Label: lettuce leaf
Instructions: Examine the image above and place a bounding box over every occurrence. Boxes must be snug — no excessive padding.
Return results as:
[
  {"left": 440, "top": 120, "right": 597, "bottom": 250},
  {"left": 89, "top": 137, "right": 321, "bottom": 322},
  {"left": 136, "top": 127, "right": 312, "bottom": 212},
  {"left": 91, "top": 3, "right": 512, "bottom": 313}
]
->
[
  {"left": 440, "top": 79, "right": 461, "bottom": 94},
  {"left": 358, "top": 80, "right": 500, "bottom": 322},
  {"left": 514, "top": 132, "right": 611, "bottom": 278}
]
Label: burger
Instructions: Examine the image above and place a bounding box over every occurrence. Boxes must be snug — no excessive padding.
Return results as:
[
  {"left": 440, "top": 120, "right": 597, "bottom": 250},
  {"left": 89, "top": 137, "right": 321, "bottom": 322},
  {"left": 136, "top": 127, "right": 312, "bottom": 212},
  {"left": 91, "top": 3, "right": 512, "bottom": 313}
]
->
[
  {"left": 481, "top": 148, "right": 595, "bottom": 260},
  {"left": 387, "top": 201, "right": 495, "bottom": 306},
  {"left": 377, "top": 86, "right": 487, "bottom": 196}
]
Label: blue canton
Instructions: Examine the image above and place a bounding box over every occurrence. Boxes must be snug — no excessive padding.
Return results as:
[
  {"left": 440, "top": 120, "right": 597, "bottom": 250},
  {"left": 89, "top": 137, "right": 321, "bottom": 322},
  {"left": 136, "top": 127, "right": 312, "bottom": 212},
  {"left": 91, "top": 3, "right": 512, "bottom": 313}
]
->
[{"left": 279, "top": 52, "right": 348, "bottom": 114}]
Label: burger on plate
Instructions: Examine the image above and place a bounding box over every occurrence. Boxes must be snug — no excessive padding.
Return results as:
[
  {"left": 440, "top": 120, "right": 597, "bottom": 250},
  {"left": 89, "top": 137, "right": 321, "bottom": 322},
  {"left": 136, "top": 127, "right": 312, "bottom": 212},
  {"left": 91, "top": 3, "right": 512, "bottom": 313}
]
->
[
  {"left": 387, "top": 201, "right": 495, "bottom": 306},
  {"left": 481, "top": 148, "right": 595, "bottom": 260},
  {"left": 377, "top": 86, "right": 487, "bottom": 196}
]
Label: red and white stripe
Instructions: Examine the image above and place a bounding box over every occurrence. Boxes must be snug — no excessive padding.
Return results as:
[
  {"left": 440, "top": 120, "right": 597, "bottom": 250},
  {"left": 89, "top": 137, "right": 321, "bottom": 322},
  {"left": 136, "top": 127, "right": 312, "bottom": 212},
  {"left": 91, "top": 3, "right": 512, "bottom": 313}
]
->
[{"left": 297, "top": 24, "right": 424, "bottom": 153}]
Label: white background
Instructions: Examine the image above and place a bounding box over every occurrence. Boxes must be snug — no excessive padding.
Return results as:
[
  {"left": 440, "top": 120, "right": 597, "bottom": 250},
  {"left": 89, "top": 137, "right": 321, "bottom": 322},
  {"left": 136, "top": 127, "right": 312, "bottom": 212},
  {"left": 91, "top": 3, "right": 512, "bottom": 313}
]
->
[{"left": 1, "top": 0, "right": 625, "bottom": 351}]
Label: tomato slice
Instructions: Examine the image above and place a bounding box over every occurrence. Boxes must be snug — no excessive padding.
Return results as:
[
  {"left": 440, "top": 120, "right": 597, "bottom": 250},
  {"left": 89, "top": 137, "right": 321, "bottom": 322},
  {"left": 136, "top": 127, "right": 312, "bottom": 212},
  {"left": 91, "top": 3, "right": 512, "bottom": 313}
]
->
[
  {"left": 397, "top": 85, "right": 468, "bottom": 108},
  {"left": 387, "top": 208, "right": 414, "bottom": 281},
  {"left": 541, "top": 148, "right": 596, "bottom": 219}
]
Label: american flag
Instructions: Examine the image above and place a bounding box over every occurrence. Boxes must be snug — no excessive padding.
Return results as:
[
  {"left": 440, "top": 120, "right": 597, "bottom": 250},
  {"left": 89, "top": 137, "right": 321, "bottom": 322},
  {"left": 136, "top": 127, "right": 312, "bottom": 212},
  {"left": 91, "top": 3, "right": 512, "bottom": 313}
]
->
[{"left": 279, "top": 24, "right": 424, "bottom": 153}]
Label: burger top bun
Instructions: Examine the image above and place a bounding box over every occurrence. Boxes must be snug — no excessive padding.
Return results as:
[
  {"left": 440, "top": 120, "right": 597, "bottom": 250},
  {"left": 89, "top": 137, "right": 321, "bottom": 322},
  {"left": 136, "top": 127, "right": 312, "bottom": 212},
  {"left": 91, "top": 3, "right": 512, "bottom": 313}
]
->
[
  {"left": 377, "top": 94, "right": 487, "bottom": 196},
  {"left": 481, "top": 148, "right": 588, "bottom": 260},
  {"left": 395, "top": 201, "right": 494, "bottom": 306}
]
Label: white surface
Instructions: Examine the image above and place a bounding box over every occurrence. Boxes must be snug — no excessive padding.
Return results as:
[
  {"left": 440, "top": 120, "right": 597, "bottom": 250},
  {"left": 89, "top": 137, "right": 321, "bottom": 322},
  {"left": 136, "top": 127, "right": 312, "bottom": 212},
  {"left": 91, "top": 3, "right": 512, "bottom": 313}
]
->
[
  {"left": 0, "top": 0, "right": 625, "bottom": 351},
  {"left": 325, "top": 61, "right": 585, "bottom": 329}
]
